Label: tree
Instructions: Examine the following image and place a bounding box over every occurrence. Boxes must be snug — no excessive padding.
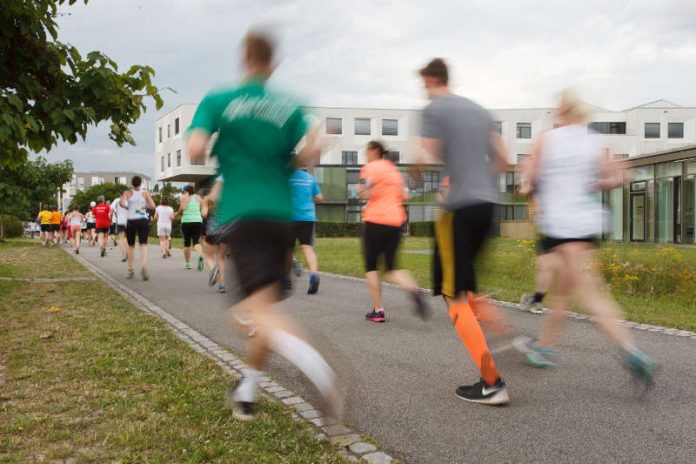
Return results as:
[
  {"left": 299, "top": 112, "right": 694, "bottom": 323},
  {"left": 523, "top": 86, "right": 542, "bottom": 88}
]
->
[
  {"left": 0, "top": 0, "right": 163, "bottom": 168},
  {"left": 72, "top": 182, "right": 125, "bottom": 213},
  {"left": 151, "top": 182, "right": 181, "bottom": 211}
]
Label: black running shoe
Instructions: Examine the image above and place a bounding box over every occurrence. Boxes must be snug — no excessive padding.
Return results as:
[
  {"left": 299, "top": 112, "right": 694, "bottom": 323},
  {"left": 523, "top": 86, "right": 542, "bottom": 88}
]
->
[
  {"left": 307, "top": 274, "right": 320, "bottom": 294},
  {"left": 209, "top": 266, "right": 219, "bottom": 287},
  {"left": 455, "top": 378, "right": 509, "bottom": 406},
  {"left": 282, "top": 278, "right": 293, "bottom": 290},
  {"left": 365, "top": 309, "right": 385, "bottom": 323},
  {"left": 410, "top": 290, "right": 431, "bottom": 320},
  {"left": 100, "top": 247, "right": 106, "bottom": 257},
  {"left": 224, "top": 387, "right": 256, "bottom": 421}
]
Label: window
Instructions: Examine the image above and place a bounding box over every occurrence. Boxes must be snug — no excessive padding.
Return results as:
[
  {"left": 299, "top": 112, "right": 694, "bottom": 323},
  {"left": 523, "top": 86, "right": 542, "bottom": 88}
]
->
[
  {"left": 167, "top": 124, "right": 171, "bottom": 138},
  {"left": 176, "top": 149, "right": 182, "bottom": 167},
  {"left": 516, "top": 154, "right": 528, "bottom": 164},
  {"left": 589, "top": 122, "right": 626, "bottom": 134},
  {"left": 493, "top": 121, "right": 503, "bottom": 134},
  {"left": 167, "top": 153, "right": 171, "bottom": 168},
  {"left": 175, "top": 117, "right": 180, "bottom": 135},
  {"left": 668, "top": 122, "right": 684, "bottom": 139},
  {"left": 516, "top": 122, "right": 531, "bottom": 139},
  {"left": 388, "top": 151, "right": 400, "bottom": 164},
  {"left": 114, "top": 177, "right": 120, "bottom": 184},
  {"left": 423, "top": 171, "right": 441, "bottom": 193},
  {"left": 158, "top": 127, "right": 162, "bottom": 143},
  {"left": 160, "top": 156, "right": 165, "bottom": 172},
  {"left": 326, "top": 118, "right": 342, "bottom": 135},
  {"left": 382, "top": 119, "right": 398, "bottom": 136},
  {"left": 120, "top": 176, "right": 126, "bottom": 184},
  {"left": 342, "top": 150, "right": 358, "bottom": 165},
  {"left": 644, "top": 122, "right": 660, "bottom": 139},
  {"left": 355, "top": 118, "right": 371, "bottom": 135}
]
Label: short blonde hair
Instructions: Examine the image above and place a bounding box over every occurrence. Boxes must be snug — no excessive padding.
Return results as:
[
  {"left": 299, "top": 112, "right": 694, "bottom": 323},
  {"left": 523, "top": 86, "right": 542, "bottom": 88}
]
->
[{"left": 557, "top": 88, "right": 589, "bottom": 124}]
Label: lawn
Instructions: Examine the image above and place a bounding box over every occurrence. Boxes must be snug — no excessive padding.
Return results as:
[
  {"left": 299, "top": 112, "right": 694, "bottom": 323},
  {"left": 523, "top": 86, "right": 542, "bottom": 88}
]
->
[{"left": 0, "top": 239, "right": 345, "bottom": 463}]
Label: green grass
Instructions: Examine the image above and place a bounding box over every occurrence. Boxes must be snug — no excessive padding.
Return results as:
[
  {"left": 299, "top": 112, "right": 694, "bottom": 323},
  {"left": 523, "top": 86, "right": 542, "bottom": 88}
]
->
[
  {"left": 0, "top": 239, "right": 345, "bottom": 463},
  {"left": 306, "top": 237, "right": 696, "bottom": 332}
]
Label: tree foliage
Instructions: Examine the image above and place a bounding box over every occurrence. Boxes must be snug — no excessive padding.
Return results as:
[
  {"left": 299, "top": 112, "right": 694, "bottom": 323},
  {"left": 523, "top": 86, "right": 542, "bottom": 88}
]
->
[
  {"left": 0, "top": 0, "right": 163, "bottom": 167},
  {"left": 151, "top": 182, "right": 181, "bottom": 211},
  {"left": 0, "top": 156, "right": 74, "bottom": 220},
  {"left": 71, "top": 182, "right": 125, "bottom": 213}
]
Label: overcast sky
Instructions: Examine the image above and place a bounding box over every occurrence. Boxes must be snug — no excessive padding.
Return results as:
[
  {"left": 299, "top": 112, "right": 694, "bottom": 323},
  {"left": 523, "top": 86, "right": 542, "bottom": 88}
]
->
[{"left": 47, "top": 0, "right": 696, "bottom": 177}]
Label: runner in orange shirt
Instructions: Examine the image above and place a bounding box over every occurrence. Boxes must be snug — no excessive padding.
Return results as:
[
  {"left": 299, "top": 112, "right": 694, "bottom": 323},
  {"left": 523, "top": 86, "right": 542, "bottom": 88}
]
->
[{"left": 358, "top": 140, "right": 430, "bottom": 323}]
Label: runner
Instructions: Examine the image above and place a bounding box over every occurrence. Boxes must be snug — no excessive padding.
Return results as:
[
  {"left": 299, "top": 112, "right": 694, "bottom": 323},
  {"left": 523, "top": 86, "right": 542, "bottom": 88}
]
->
[
  {"left": 154, "top": 196, "right": 174, "bottom": 259},
  {"left": 201, "top": 177, "right": 231, "bottom": 294},
  {"left": 186, "top": 31, "right": 342, "bottom": 421},
  {"left": 513, "top": 89, "right": 656, "bottom": 388},
  {"left": 50, "top": 206, "right": 62, "bottom": 246},
  {"left": 106, "top": 200, "right": 116, "bottom": 249},
  {"left": 358, "top": 141, "right": 430, "bottom": 322},
  {"left": 59, "top": 210, "right": 68, "bottom": 244},
  {"left": 113, "top": 188, "right": 129, "bottom": 262},
  {"left": 93, "top": 196, "right": 111, "bottom": 257},
  {"left": 66, "top": 205, "right": 84, "bottom": 254},
  {"left": 176, "top": 185, "right": 205, "bottom": 271},
  {"left": 85, "top": 202, "right": 97, "bottom": 246},
  {"left": 289, "top": 168, "right": 323, "bottom": 294},
  {"left": 36, "top": 205, "right": 53, "bottom": 246},
  {"left": 418, "top": 58, "right": 510, "bottom": 405},
  {"left": 120, "top": 175, "right": 156, "bottom": 280}
]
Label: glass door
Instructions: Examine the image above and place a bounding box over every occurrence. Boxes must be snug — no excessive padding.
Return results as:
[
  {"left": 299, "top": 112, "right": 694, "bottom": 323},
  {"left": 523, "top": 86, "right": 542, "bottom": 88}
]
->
[
  {"left": 630, "top": 193, "right": 646, "bottom": 242},
  {"left": 685, "top": 176, "right": 695, "bottom": 244}
]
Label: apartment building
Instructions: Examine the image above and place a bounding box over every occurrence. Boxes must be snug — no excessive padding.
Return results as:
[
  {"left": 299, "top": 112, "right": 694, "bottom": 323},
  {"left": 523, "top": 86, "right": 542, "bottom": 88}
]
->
[{"left": 57, "top": 171, "right": 151, "bottom": 212}]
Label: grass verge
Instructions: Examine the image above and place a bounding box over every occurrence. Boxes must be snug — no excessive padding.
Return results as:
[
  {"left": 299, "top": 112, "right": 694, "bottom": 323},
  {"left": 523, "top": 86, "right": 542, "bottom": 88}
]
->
[{"left": 0, "top": 239, "right": 344, "bottom": 463}]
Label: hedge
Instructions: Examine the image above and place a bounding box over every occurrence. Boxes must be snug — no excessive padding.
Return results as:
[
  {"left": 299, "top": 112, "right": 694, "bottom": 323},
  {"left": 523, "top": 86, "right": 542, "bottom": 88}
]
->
[
  {"left": 0, "top": 215, "right": 24, "bottom": 238},
  {"left": 409, "top": 222, "right": 434, "bottom": 237},
  {"left": 316, "top": 222, "right": 362, "bottom": 237}
]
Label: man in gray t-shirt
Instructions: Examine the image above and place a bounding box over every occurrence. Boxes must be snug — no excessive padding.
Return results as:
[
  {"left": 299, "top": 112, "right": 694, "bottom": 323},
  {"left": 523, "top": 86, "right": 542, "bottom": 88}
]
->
[{"left": 417, "top": 58, "right": 510, "bottom": 406}]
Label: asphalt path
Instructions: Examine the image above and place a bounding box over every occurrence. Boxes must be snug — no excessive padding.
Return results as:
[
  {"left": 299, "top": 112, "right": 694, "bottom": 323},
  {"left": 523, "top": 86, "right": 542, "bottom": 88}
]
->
[{"left": 75, "top": 244, "right": 696, "bottom": 464}]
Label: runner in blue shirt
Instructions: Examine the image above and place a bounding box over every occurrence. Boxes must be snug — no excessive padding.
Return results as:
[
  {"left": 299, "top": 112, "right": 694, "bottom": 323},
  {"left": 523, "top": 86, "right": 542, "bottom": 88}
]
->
[{"left": 289, "top": 168, "right": 323, "bottom": 294}]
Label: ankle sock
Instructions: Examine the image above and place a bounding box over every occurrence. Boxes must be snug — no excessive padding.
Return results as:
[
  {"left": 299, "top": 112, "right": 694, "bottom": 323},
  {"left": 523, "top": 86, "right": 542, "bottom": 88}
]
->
[{"left": 234, "top": 368, "right": 262, "bottom": 403}]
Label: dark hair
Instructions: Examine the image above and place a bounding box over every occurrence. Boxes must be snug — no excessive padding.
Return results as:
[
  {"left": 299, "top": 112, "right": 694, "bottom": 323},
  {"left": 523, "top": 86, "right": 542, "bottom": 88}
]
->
[
  {"left": 419, "top": 58, "right": 449, "bottom": 85},
  {"left": 245, "top": 32, "right": 274, "bottom": 66},
  {"left": 198, "top": 188, "right": 210, "bottom": 197},
  {"left": 367, "top": 140, "right": 387, "bottom": 158},
  {"left": 184, "top": 185, "right": 195, "bottom": 195},
  {"left": 132, "top": 175, "right": 142, "bottom": 188},
  {"left": 160, "top": 196, "right": 169, "bottom": 206}
]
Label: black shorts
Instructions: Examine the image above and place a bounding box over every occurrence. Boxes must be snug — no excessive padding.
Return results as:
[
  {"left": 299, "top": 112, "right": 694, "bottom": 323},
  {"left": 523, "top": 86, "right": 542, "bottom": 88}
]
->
[
  {"left": 201, "top": 218, "right": 208, "bottom": 237},
  {"left": 116, "top": 224, "right": 127, "bottom": 234},
  {"left": 433, "top": 202, "right": 494, "bottom": 297},
  {"left": 87, "top": 223, "right": 96, "bottom": 230},
  {"left": 539, "top": 236, "right": 598, "bottom": 254},
  {"left": 126, "top": 219, "right": 150, "bottom": 246},
  {"left": 40, "top": 224, "right": 51, "bottom": 232},
  {"left": 224, "top": 220, "right": 292, "bottom": 300},
  {"left": 181, "top": 222, "right": 203, "bottom": 248},
  {"left": 362, "top": 222, "right": 403, "bottom": 272},
  {"left": 206, "top": 221, "right": 235, "bottom": 246},
  {"left": 109, "top": 224, "right": 116, "bottom": 235},
  {"left": 50, "top": 224, "right": 60, "bottom": 232},
  {"left": 291, "top": 221, "right": 315, "bottom": 246},
  {"left": 96, "top": 227, "right": 109, "bottom": 235}
]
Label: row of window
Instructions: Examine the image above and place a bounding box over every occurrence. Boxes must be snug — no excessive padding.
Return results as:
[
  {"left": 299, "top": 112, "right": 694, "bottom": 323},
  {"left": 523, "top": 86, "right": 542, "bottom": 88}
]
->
[
  {"left": 504, "top": 121, "right": 685, "bottom": 139},
  {"left": 158, "top": 117, "right": 181, "bottom": 143},
  {"left": 326, "top": 118, "right": 399, "bottom": 136},
  {"left": 645, "top": 122, "right": 683, "bottom": 139},
  {"left": 160, "top": 150, "right": 183, "bottom": 172},
  {"left": 340, "top": 150, "right": 400, "bottom": 165}
]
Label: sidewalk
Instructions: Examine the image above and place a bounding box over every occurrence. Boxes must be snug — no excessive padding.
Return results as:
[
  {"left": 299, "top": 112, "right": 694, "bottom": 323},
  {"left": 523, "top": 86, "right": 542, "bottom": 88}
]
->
[{"left": 76, "top": 244, "right": 696, "bottom": 464}]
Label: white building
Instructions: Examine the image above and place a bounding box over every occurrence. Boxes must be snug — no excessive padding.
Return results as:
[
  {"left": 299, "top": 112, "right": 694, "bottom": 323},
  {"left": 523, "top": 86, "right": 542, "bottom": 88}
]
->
[
  {"left": 57, "top": 171, "right": 151, "bottom": 212},
  {"left": 155, "top": 99, "right": 696, "bottom": 183}
]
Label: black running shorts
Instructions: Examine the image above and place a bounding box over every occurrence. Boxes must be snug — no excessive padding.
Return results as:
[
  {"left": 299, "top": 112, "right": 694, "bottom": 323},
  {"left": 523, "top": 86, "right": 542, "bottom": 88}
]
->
[
  {"left": 223, "top": 220, "right": 292, "bottom": 300},
  {"left": 96, "top": 227, "right": 109, "bottom": 235},
  {"left": 126, "top": 218, "right": 150, "bottom": 246},
  {"left": 181, "top": 222, "right": 203, "bottom": 248},
  {"left": 362, "top": 221, "right": 403, "bottom": 272},
  {"left": 291, "top": 221, "right": 316, "bottom": 246},
  {"left": 539, "top": 236, "right": 597, "bottom": 254},
  {"left": 116, "top": 224, "right": 127, "bottom": 234},
  {"left": 50, "top": 224, "right": 60, "bottom": 233},
  {"left": 40, "top": 224, "right": 51, "bottom": 232},
  {"left": 433, "top": 202, "right": 494, "bottom": 297}
]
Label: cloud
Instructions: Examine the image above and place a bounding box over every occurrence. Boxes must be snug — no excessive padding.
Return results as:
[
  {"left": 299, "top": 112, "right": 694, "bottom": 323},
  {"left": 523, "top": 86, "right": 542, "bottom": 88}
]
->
[{"left": 47, "top": 0, "right": 696, "bottom": 177}]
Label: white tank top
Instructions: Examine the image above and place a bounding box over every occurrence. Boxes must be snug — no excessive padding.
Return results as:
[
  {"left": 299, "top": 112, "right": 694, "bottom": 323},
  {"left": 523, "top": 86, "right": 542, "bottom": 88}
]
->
[
  {"left": 127, "top": 189, "right": 149, "bottom": 220},
  {"left": 113, "top": 197, "right": 128, "bottom": 225},
  {"left": 536, "top": 125, "right": 607, "bottom": 238},
  {"left": 86, "top": 211, "right": 95, "bottom": 223},
  {"left": 69, "top": 213, "right": 82, "bottom": 226}
]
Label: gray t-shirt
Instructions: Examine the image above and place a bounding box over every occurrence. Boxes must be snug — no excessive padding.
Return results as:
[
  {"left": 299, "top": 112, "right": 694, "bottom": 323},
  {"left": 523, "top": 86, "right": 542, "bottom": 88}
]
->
[{"left": 421, "top": 94, "right": 497, "bottom": 209}]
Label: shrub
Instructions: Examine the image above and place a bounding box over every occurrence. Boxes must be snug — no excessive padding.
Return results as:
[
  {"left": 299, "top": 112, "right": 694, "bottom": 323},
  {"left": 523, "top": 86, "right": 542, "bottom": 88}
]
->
[
  {"left": 0, "top": 215, "right": 24, "bottom": 238},
  {"left": 316, "top": 222, "right": 362, "bottom": 237},
  {"left": 409, "top": 222, "right": 434, "bottom": 237}
]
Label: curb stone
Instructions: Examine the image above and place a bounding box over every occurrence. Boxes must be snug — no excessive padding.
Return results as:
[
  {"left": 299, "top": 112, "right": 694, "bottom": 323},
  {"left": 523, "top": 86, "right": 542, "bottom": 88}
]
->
[{"left": 65, "top": 248, "right": 399, "bottom": 463}]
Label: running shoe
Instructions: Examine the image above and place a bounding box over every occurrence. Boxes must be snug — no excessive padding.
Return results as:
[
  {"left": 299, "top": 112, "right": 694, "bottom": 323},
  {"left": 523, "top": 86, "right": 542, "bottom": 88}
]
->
[
  {"left": 141, "top": 268, "right": 150, "bottom": 281},
  {"left": 127, "top": 269, "right": 134, "bottom": 279},
  {"left": 224, "top": 386, "right": 256, "bottom": 421},
  {"left": 455, "top": 378, "right": 509, "bottom": 406},
  {"left": 307, "top": 274, "right": 320, "bottom": 295},
  {"left": 513, "top": 335, "right": 557, "bottom": 368},
  {"left": 100, "top": 247, "right": 106, "bottom": 257},
  {"left": 75, "top": 249, "right": 79, "bottom": 255},
  {"left": 282, "top": 277, "right": 293, "bottom": 290},
  {"left": 184, "top": 262, "right": 192, "bottom": 270},
  {"left": 197, "top": 256, "right": 204, "bottom": 272},
  {"left": 365, "top": 309, "right": 386, "bottom": 323},
  {"left": 209, "top": 266, "right": 219, "bottom": 287},
  {"left": 622, "top": 348, "right": 657, "bottom": 389},
  {"left": 121, "top": 257, "right": 127, "bottom": 262},
  {"left": 292, "top": 259, "right": 303, "bottom": 277},
  {"left": 218, "top": 284, "right": 227, "bottom": 294},
  {"left": 410, "top": 289, "right": 431, "bottom": 320},
  {"left": 520, "top": 294, "right": 544, "bottom": 314}
]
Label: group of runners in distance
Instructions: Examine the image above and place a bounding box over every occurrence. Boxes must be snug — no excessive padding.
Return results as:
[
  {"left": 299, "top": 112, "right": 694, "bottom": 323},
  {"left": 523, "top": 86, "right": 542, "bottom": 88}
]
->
[{"left": 35, "top": 30, "right": 657, "bottom": 420}]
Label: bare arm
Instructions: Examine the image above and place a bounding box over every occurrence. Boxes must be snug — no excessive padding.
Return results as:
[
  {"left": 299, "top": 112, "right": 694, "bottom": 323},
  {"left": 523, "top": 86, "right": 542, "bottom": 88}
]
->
[
  {"left": 119, "top": 190, "right": 133, "bottom": 209},
  {"left": 187, "top": 129, "right": 210, "bottom": 163},
  {"left": 520, "top": 136, "right": 544, "bottom": 195},
  {"left": 489, "top": 131, "right": 509, "bottom": 174},
  {"left": 294, "top": 126, "right": 324, "bottom": 169},
  {"left": 176, "top": 195, "right": 189, "bottom": 216},
  {"left": 313, "top": 193, "right": 324, "bottom": 203},
  {"left": 594, "top": 150, "right": 624, "bottom": 191},
  {"left": 142, "top": 192, "right": 156, "bottom": 211}
]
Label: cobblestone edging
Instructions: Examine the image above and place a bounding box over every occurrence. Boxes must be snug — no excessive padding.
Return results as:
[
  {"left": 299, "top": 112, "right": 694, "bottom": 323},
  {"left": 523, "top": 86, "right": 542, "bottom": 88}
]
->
[
  {"left": 65, "top": 249, "right": 398, "bottom": 464},
  {"left": 0, "top": 276, "right": 97, "bottom": 282},
  {"left": 317, "top": 270, "right": 696, "bottom": 340}
]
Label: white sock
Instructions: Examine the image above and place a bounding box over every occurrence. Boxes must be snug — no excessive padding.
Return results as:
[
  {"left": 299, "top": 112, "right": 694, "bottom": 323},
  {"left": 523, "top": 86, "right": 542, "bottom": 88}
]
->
[
  {"left": 269, "top": 330, "right": 336, "bottom": 399},
  {"left": 233, "top": 368, "right": 262, "bottom": 403}
]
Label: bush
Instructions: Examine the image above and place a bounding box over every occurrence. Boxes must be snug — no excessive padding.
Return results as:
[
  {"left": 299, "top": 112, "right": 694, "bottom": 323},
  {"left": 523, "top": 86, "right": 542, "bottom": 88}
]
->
[
  {"left": 409, "top": 222, "right": 434, "bottom": 237},
  {"left": 0, "top": 215, "right": 24, "bottom": 238},
  {"left": 316, "top": 222, "right": 362, "bottom": 237}
]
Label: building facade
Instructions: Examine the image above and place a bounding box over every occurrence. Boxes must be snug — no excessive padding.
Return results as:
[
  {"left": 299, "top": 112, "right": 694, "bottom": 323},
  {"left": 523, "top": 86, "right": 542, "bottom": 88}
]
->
[{"left": 57, "top": 171, "right": 151, "bottom": 212}]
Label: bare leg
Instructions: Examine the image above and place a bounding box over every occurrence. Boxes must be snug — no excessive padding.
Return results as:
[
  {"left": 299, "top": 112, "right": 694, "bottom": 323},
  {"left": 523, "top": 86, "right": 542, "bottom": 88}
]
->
[
  {"left": 119, "top": 232, "right": 127, "bottom": 259},
  {"left": 205, "top": 242, "right": 218, "bottom": 269},
  {"left": 140, "top": 243, "right": 149, "bottom": 270},
  {"left": 217, "top": 245, "right": 227, "bottom": 286},
  {"left": 365, "top": 271, "right": 382, "bottom": 309},
  {"left": 127, "top": 245, "right": 135, "bottom": 271},
  {"left": 183, "top": 246, "right": 191, "bottom": 264},
  {"left": 301, "top": 245, "right": 318, "bottom": 274},
  {"left": 159, "top": 236, "right": 166, "bottom": 256},
  {"left": 385, "top": 269, "right": 418, "bottom": 293}
]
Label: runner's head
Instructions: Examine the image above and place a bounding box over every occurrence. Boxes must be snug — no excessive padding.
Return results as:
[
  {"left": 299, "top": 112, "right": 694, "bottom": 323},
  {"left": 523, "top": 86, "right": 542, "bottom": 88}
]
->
[
  {"left": 183, "top": 185, "right": 195, "bottom": 196},
  {"left": 366, "top": 140, "right": 387, "bottom": 162},
  {"left": 243, "top": 30, "right": 275, "bottom": 79},
  {"left": 89, "top": 201, "right": 96, "bottom": 209},
  {"left": 556, "top": 88, "right": 589, "bottom": 126},
  {"left": 419, "top": 58, "right": 449, "bottom": 99},
  {"left": 132, "top": 175, "right": 142, "bottom": 189},
  {"left": 160, "top": 196, "right": 169, "bottom": 206},
  {"left": 97, "top": 195, "right": 105, "bottom": 204}
]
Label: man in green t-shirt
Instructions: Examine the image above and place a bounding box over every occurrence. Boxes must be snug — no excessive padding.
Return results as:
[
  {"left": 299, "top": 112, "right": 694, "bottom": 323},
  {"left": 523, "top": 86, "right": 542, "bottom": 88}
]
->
[{"left": 187, "top": 31, "right": 342, "bottom": 421}]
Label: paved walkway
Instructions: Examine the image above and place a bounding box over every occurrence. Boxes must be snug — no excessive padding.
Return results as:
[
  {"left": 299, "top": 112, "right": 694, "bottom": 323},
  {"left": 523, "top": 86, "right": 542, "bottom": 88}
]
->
[{"left": 74, "top": 244, "right": 696, "bottom": 464}]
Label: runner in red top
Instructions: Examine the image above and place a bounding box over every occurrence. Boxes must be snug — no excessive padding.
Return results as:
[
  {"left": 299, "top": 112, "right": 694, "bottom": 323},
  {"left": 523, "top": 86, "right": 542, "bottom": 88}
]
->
[{"left": 93, "top": 195, "right": 112, "bottom": 257}]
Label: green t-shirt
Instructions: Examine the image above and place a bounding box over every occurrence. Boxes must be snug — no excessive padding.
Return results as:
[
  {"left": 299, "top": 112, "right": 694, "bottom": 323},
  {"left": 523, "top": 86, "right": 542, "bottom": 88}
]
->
[{"left": 188, "top": 79, "right": 307, "bottom": 223}]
